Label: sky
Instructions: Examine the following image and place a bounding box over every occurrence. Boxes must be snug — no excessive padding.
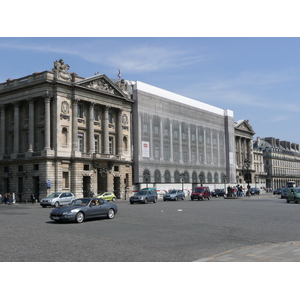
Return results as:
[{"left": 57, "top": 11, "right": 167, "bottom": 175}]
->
[{"left": 1, "top": 37, "right": 300, "bottom": 145}]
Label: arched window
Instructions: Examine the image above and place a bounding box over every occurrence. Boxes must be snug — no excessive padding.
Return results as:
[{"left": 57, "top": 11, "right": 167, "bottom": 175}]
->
[
  {"left": 123, "top": 136, "right": 128, "bottom": 151},
  {"left": 154, "top": 170, "right": 161, "bottom": 183},
  {"left": 62, "top": 127, "right": 68, "bottom": 146},
  {"left": 207, "top": 172, "right": 212, "bottom": 184},
  {"left": 164, "top": 170, "right": 171, "bottom": 183},
  {"left": 174, "top": 170, "right": 180, "bottom": 183},
  {"left": 214, "top": 172, "right": 219, "bottom": 183}
]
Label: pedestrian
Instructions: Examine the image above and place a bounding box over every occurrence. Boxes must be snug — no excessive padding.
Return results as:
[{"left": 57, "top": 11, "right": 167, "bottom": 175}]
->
[
  {"left": 0, "top": 194, "right": 2, "bottom": 204},
  {"left": 5, "top": 193, "right": 11, "bottom": 205},
  {"left": 90, "top": 191, "right": 94, "bottom": 197},
  {"left": 31, "top": 193, "right": 36, "bottom": 204}
]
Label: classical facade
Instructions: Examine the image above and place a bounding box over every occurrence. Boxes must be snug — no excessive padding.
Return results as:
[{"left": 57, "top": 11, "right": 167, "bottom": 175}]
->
[
  {"left": 0, "top": 59, "right": 133, "bottom": 202},
  {"left": 253, "top": 137, "right": 300, "bottom": 189},
  {"left": 235, "top": 120, "right": 267, "bottom": 189},
  {"left": 128, "top": 81, "right": 236, "bottom": 192}
]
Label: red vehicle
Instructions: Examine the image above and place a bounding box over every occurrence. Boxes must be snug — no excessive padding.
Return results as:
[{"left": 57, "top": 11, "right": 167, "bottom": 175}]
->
[{"left": 191, "top": 187, "right": 211, "bottom": 201}]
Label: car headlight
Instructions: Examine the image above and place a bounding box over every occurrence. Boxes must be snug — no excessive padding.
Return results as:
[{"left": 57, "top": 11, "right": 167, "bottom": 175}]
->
[{"left": 63, "top": 211, "right": 73, "bottom": 215}]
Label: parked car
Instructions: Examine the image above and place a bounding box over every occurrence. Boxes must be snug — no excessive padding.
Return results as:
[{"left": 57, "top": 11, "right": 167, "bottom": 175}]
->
[
  {"left": 96, "top": 192, "right": 116, "bottom": 201},
  {"left": 40, "top": 192, "right": 75, "bottom": 208},
  {"left": 286, "top": 187, "right": 300, "bottom": 203},
  {"left": 211, "top": 189, "right": 225, "bottom": 197},
  {"left": 130, "top": 190, "right": 157, "bottom": 204},
  {"left": 249, "top": 188, "right": 260, "bottom": 195},
  {"left": 281, "top": 188, "right": 288, "bottom": 199},
  {"left": 163, "top": 190, "right": 185, "bottom": 201},
  {"left": 273, "top": 188, "right": 283, "bottom": 195},
  {"left": 191, "top": 187, "right": 211, "bottom": 201},
  {"left": 49, "top": 197, "right": 117, "bottom": 223}
]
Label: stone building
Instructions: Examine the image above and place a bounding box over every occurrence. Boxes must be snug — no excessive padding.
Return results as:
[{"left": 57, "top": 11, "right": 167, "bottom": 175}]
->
[
  {"left": 253, "top": 137, "right": 300, "bottom": 189},
  {"left": 0, "top": 59, "right": 133, "bottom": 202},
  {"left": 127, "top": 81, "right": 236, "bottom": 192}
]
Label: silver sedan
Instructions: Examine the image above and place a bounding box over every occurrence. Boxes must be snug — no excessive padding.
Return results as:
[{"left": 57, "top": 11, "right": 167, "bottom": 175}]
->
[{"left": 49, "top": 198, "right": 117, "bottom": 223}]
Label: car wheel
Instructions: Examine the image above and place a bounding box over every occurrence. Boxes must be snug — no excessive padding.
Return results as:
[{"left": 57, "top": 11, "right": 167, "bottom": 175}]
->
[
  {"left": 107, "top": 208, "right": 115, "bottom": 219},
  {"left": 54, "top": 201, "right": 60, "bottom": 208},
  {"left": 144, "top": 198, "right": 147, "bottom": 204},
  {"left": 153, "top": 197, "right": 157, "bottom": 203},
  {"left": 286, "top": 199, "right": 290, "bottom": 203},
  {"left": 191, "top": 198, "right": 194, "bottom": 201},
  {"left": 112, "top": 197, "right": 116, "bottom": 202},
  {"left": 41, "top": 205, "right": 46, "bottom": 208},
  {"left": 75, "top": 212, "right": 84, "bottom": 223},
  {"left": 130, "top": 201, "right": 134, "bottom": 204},
  {"left": 182, "top": 196, "right": 185, "bottom": 200},
  {"left": 216, "top": 194, "right": 218, "bottom": 198}
]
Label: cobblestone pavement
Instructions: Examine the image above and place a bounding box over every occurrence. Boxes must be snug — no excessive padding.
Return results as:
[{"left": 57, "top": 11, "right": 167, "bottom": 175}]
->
[{"left": 196, "top": 241, "right": 300, "bottom": 262}]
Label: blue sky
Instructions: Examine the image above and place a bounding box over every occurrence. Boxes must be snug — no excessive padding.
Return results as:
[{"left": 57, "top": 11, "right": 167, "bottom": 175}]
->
[{"left": 1, "top": 37, "right": 300, "bottom": 144}]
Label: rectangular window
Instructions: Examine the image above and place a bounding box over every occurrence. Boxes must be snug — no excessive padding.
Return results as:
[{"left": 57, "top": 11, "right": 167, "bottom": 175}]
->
[
  {"left": 63, "top": 172, "right": 69, "bottom": 188},
  {"left": 94, "top": 135, "right": 99, "bottom": 153},
  {"left": 108, "top": 110, "right": 113, "bottom": 123},
  {"left": 78, "top": 133, "right": 83, "bottom": 152},
  {"left": 164, "top": 128, "right": 169, "bottom": 136},
  {"left": 154, "top": 145, "right": 160, "bottom": 159},
  {"left": 174, "top": 130, "right": 178, "bottom": 138},
  {"left": 143, "top": 123, "right": 148, "bottom": 133},
  {"left": 109, "top": 136, "right": 113, "bottom": 154},
  {"left": 78, "top": 104, "right": 83, "bottom": 118},
  {"left": 154, "top": 125, "right": 159, "bottom": 135},
  {"left": 94, "top": 107, "right": 98, "bottom": 121}
]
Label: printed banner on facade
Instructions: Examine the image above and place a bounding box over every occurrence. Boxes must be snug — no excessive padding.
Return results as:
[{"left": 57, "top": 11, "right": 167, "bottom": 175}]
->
[{"left": 142, "top": 141, "right": 150, "bottom": 158}]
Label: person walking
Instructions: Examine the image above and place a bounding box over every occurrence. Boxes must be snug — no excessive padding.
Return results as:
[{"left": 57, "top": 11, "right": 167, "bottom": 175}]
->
[{"left": 31, "top": 193, "right": 36, "bottom": 204}]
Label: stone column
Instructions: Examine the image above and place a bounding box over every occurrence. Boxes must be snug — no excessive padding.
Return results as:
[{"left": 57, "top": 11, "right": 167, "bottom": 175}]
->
[
  {"left": 89, "top": 102, "right": 95, "bottom": 154},
  {"left": 72, "top": 98, "right": 79, "bottom": 152},
  {"left": 27, "top": 99, "right": 34, "bottom": 152},
  {"left": 179, "top": 122, "right": 182, "bottom": 163},
  {"left": 188, "top": 124, "right": 191, "bottom": 163},
  {"left": 160, "top": 118, "right": 164, "bottom": 160},
  {"left": 195, "top": 126, "right": 199, "bottom": 164},
  {"left": 149, "top": 116, "right": 153, "bottom": 159},
  {"left": 169, "top": 120, "right": 173, "bottom": 161},
  {"left": 43, "top": 94, "right": 51, "bottom": 150},
  {"left": 13, "top": 102, "right": 19, "bottom": 153},
  {"left": 117, "top": 109, "right": 123, "bottom": 156},
  {"left": 0, "top": 105, "right": 5, "bottom": 156},
  {"left": 103, "top": 106, "right": 109, "bottom": 154},
  {"left": 203, "top": 129, "right": 207, "bottom": 164}
]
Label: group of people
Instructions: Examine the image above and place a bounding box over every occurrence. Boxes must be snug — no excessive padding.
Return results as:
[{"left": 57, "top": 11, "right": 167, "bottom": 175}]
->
[
  {"left": 227, "top": 185, "right": 244, "bottom": 197},
  {"left": 0, "top": 193, "right": 12, "bottom": 205}
]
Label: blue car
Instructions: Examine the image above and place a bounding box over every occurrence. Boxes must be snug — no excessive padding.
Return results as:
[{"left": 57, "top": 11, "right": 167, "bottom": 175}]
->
[{"left": 49, "top": 198, "right": 117, "bottom": 223}]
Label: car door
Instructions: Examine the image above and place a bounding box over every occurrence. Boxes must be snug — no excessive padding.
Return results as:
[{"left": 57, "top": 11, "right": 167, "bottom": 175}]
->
[
  {"left": 60, "top": 193, "right": 67, "bottom": 205},
  {"left": 89, "top": 199, "right": 107, "bottom": 218}
]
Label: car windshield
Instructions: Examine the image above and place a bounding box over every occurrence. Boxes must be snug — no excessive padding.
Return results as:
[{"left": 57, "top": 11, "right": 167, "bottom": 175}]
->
[
  {"left": 294, "top": 189, "right": 300, "bottom": 193},
  {"left": 169, "top": 190, "right": 177, "bottom": 194},
  {"left": 195, "top": 188, "right": 205, "bottom": 193},
  {"left": 48, "top": 192, "right": 61, "bottom": 198},
  {"left": 71, "top": 199, "right": 90, "bottom": 206},
  {"left": 136, "top": 191, "right": 147, "bottom": 195}
]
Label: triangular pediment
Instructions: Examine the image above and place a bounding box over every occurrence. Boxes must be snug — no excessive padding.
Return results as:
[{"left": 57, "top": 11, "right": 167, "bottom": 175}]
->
[
  {"left": 235, "top": 119, "right": 256, "bottom": 135},
  {"left": 76, "top": 74, "right": 128, "bottom": 98}
]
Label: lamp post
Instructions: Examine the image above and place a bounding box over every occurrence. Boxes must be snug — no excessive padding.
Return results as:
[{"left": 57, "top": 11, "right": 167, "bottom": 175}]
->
[
  {"left": 180, "top": 172, "right": 186, "bottom": 191},
  {"left": 244, "top": 158, "right": 251, "bottom": 196},
  {"left": 198, "top": 173, "right": 203, "bottom": 187},
  {"left": 223, "top": 174, "right": 227, "bottom": 196},
  {"left": 143, "top": 169, "right": 150, "bottom": 189}
]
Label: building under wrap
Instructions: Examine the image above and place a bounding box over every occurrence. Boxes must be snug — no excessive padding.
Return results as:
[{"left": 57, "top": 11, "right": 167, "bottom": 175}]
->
[{"left": 131, "top": 81, "right": 236, "bottom": 194}]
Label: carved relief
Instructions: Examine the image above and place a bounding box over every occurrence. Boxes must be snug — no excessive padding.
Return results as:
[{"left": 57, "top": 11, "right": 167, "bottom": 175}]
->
[
  {"left": 61, "top": 101, "right": 69, "bottom": 114},
  {"left": 83, "top": 78, "right": 119, "bottom": 95},
  {"left": 122, "top": 114, "right": 128, "bottom": 125}
]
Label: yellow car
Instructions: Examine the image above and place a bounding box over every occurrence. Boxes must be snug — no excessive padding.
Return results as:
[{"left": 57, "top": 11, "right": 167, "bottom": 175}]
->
[{"left": 96, "top": 192, "right": 116, "bottom": 202}]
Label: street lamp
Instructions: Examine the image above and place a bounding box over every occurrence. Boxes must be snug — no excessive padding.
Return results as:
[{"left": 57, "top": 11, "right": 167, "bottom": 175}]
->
[
  {"left": 198, "top": 173, "right": 203, "bottom": 187},
  {"left": 223, "top": 174, "right": 227, "bottom": 196},
  {"left": 244, "top": 158, "right": 251, "bottom": 196},
  {"left": 143, "top": 169, "right": 150, "bottom": 189},
  {"left": 180, "top": 172, "right": 186, "bottom": 191}
]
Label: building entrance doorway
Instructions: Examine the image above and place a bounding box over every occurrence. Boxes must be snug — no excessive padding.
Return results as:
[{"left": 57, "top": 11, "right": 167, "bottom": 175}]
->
[
  {"left": 114, "top": 177, "right": 120, "bottom": 199},
  {"left": 83, "top": 176, "right": 91, "bottom": 197},
  {"left": 33, "top": 177, "right": 40, "bottom": 201}
]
